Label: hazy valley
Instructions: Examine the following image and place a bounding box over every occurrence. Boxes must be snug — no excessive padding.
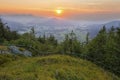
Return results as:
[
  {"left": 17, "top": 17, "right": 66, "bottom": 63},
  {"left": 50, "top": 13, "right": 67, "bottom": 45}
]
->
[{"left": 1, "top": 15, "right": 120, "bottom": 42}]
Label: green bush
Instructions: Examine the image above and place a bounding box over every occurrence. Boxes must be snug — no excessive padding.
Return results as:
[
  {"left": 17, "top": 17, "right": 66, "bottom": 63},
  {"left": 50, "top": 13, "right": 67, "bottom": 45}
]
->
[{"left": 0, "top": 54, "right": 24, "bottom": 66}]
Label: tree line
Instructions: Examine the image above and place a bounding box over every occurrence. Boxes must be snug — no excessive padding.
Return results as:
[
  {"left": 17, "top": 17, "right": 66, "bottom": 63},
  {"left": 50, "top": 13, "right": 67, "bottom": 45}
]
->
[
  {"left": 0, "top": 19, "right": 120, "bottom": 76},
  {"left": 0, "top": 19, "right": 20, "bottom": 43}
]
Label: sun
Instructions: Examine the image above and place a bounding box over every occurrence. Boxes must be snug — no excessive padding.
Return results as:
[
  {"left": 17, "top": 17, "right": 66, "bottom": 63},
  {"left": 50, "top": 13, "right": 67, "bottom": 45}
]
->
[{"left": 55, "top": 9, "right": 63, "bottom": 14}]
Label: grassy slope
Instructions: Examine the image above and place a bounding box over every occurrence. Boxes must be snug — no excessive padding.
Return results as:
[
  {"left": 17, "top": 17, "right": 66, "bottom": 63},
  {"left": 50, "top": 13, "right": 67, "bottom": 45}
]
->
[{"left": 0, "top": 55, "right": 119, "bottom": 80}]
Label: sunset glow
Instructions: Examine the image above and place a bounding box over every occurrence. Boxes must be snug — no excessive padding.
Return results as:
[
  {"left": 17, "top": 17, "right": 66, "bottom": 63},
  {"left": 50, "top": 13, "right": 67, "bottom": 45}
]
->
[
  {"left": 0, "top": 0, "right": 120, "bottom": 20},
  {"left": 56, "top": 9, "right": 63, "bottom": 15}
]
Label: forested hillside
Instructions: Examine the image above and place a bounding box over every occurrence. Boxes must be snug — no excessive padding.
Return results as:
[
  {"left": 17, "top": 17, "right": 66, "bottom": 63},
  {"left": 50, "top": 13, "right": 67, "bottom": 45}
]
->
[{"left": 0, "top": 18, "right": 120, "bottom": 79}]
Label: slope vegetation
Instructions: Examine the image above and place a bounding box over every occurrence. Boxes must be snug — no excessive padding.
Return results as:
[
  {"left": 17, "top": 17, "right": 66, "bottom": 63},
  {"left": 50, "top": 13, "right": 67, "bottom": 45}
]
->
[{"left": 0, "top": 55, "right": 119, "bottom": 80}]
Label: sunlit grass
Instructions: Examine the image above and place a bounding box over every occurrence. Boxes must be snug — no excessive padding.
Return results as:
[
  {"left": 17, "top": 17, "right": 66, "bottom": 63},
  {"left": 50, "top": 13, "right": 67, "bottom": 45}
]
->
[{"left": 0, "top": 55, "right": 119, "bottom": 80}]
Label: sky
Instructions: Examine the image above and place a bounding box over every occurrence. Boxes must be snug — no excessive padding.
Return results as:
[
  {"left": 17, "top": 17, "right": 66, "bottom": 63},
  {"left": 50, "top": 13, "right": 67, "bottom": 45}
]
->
[{"left": 0, "top": 0, "right": 120, "bottom": 21}]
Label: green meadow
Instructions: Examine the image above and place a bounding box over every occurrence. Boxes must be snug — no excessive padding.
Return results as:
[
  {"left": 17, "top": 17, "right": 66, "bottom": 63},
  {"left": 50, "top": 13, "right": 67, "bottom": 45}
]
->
[{"left": 0, "top": 55, "right": 119, "bottom": 80}]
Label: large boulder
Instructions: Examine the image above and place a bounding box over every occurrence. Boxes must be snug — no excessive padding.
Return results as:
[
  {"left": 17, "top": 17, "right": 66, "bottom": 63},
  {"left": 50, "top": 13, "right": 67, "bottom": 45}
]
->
[{"left": 9, "top": 46, "right": 32, "bottom": 57}]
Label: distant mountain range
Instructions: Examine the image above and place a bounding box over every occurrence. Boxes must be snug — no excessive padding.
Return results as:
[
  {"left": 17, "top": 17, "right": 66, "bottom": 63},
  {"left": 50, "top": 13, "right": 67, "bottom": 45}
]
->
[
  {"left": 87, "top": 21, "right": 120, "bottom": 38},
  {"left": 1, "top": 15, "right": 120, "bottom": 41}
]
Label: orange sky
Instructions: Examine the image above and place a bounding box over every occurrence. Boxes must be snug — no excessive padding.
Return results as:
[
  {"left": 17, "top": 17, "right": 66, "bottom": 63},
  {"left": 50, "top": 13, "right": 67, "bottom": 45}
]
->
[{"left": 0, "top": 0, "right": 120, "bottom": 20}]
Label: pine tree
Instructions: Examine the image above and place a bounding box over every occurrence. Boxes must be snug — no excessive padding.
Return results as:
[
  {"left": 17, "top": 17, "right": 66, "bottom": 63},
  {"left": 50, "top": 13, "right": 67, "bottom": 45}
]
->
[
  {"left": 86, "top": 32, "right": 89, "bottom": 44},
  {"left": 61, "top": 31, "right": 82, "bottom": 56},
  {"left": 0, "top": 19, "right": 20, "bottom": 43},
  {"left": 86, "top": 26, "right": 107, "bottom": 63}
]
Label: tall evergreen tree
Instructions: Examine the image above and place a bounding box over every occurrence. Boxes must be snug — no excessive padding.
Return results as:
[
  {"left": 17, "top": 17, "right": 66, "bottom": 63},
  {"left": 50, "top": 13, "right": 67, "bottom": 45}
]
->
[
  {"left": 86, "top": 26, "right": 107, "bottom": 63},
  {"left": 0, "top": 19, "right": 19, "bottom": 43},
  {"left": 61, "top": 31, "right": 82, "bottom": 56},
  {"left": 86, "top": 32, "right": 89, "bottom": 44}
]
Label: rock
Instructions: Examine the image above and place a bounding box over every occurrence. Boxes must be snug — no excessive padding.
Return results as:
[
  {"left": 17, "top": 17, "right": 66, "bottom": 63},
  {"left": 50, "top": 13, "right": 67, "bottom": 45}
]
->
[{"left": 9, "top": 46, "right": 32, "bottom": 57}]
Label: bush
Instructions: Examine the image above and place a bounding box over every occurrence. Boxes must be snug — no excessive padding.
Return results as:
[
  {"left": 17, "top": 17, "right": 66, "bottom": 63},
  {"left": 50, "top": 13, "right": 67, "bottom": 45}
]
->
[{"left": 0, "top": 54, "right": 24, "bottom": 66}]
